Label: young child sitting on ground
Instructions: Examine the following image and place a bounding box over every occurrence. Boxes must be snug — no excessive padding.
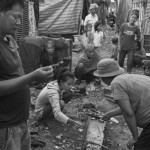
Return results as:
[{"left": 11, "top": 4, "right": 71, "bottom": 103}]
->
[
  {"left": 35, "top": 68, "right": 83, "bottom": 127},
  {"left": 93, "top": 21, "right": 106, "bottom": 48},
  {"left": 134, "top": 41, "right": 146, "bottom": 67},
  {"left": 111, "top": 36, "right": 119, "bottom": 61},
  {"left": 74, "top": 43, "right": 100, "bottom": 84},
  {"left": 79, "top": 23, "right": 94, "bottom": 47}
]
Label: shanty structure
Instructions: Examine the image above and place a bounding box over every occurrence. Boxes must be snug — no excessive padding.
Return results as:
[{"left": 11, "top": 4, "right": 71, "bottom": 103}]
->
[{"left": 132, "top": 0, "right": 150, "bottom": 52}]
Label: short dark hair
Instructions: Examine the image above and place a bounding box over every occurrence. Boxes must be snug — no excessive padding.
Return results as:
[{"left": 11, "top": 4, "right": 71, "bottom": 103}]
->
[
  {"left": 57, "top": 68, "right": 74, "bottom": 84},
  {"left": 94, "top": 21, "right": 102, "bottom": 31},
  {"left": 112, "top": 37, "right": 118, "bottom": 44},
  {"left": 0, "top": 0, "right": 24, "bottom": 12},
  {"left": 130, "top": 9, "right": 139, "bottom": 19}
]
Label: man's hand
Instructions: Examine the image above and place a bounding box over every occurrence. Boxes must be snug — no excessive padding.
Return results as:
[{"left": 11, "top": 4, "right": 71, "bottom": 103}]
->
[
  {"left": 31, "top": 66, "right": 53, "bottom": 82},
  {"left": 127, "top": 138, "right": 138, "bottom": 150}
]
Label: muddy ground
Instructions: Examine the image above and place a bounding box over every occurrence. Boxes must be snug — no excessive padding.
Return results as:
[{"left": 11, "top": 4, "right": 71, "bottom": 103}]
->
[{"left": 29, "top": 30, "right": 144, "bottom": 150}]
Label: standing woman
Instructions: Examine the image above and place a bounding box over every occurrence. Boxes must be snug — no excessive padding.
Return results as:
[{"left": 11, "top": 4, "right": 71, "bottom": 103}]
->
[
  {"left": 84, "top": 3, "right": 98, "bottom": 33},
  {"left": 118, "top": 11, "right": 141, "bottom": 73}
]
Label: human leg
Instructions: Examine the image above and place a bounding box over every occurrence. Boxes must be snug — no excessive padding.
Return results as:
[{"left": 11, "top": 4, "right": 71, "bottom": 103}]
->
[
  {"left": 118, "top": 50, "right": 128, "bottom": 68},
  {"left": 127, "top": 50, "right": 135, "bottom": 73},
  {"left": 134, "top": 124, "right": 150, "bottom": 150}
]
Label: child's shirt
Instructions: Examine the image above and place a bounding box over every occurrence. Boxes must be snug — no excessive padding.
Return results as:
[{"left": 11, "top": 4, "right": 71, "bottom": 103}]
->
[
  {"left": 120, "top": 23, "right": 140, "bottom": 50},
  {"left": 93, "top": 31, "right": 104, "bottom": 47}
]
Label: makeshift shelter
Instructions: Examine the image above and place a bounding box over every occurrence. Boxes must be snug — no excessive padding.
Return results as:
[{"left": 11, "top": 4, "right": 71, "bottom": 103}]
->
[
  {"left": 38, "top": 0, "right": 84, "bottom": 35},
  {"left": 132, "top": 0, "right": 150, "bottom": 52}
]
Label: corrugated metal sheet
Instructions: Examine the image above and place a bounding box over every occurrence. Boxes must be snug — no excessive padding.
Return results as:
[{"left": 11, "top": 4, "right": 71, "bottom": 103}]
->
[
  {"left": 144, "top": 1, "right": 150, "bottom": 35},
  {"left": 15, "top": 0, "right": 29, "bottom": 45},
  {"left": 38, "top": 0, "right": 83, "bottom": 35}
]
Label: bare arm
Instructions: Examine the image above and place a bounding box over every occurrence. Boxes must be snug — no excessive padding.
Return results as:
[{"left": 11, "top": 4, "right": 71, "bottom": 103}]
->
[
  {"left": 0, "top": 66, "right": 53, "bottom": 96},
  {"left": 116, "top": 100, "right": 138, "bottom": 140},
  {"left": 102, "top": 107, "right": 122, "bottom": 121}
]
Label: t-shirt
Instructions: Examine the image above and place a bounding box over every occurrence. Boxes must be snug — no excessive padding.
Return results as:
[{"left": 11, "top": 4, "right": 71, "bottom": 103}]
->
[
  {"left": 0, "top": 35, "right": 30, "bottom": 128},
  {"left": 93, "top": 31, "right": 104, "bottom": 47},
  {"left": 35, "top": 81, "right": 69, "bottom": 124},
  {"left": 120, "top": 23, "right": 140, "bottom": 50},
  {"left": 111, "top": 74, "right": 150, "bottom": 128}
]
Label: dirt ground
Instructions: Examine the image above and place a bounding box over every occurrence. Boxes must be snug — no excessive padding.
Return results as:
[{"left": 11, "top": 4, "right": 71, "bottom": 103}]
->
[{"left": 29, "top": 30, "right": 143, "bottom": 150}]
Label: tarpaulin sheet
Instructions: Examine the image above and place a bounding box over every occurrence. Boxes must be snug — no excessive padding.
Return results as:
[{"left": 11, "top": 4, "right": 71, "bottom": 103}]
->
[{"left": 38, "top": 0, "right": 83, "bottom": 35}]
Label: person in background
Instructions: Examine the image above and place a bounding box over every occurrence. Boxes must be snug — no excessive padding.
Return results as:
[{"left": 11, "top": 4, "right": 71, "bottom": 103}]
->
[
  {"left": 133, "top": 41, "right": 146, "bottom": 67},
  {"left": 111, "top": 36, "right": 119, "bottom": 61},
  {"left": 74, "top": 43, "right": 100, "bottom": 84},
  {"left": 84, "top": 3, "right": 98, "bottom": 33},
  {"left": 109, "top": 12, "right": 116, "bottom": 29},
  {"left": 93, "top": 21, "right": 106, "bottom": 48},
  {"left": 83, "top": 23, "right": 94, "bottom": 44},
  {"left": 35, "top": 68, "right": 83, "bottom": 127},
  {"left": 94, "top": 58, "right": 150, "bottom": 150},
  {"left": 0, "top": 0, "right": 53, "bottom": 150},
  {"left": 118, "top": 11, "right": 141, "bottom": 73}
]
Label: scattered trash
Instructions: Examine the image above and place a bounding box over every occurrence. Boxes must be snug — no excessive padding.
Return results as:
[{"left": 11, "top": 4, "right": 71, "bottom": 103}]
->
[
  {"left": 56, "top": 134, "right": 63, "bottom": 140},
  {"left": 110, "top": 117, "right": 119, "bottom": 124},
  {"left": 78, "top": 128, "right": 84, "bottom": 132}
]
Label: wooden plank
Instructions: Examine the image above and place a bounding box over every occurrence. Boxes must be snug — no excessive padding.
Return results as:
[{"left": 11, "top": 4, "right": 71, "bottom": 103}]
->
[{"left": 85, "top": 117, "right": 106, "bottom": 150}]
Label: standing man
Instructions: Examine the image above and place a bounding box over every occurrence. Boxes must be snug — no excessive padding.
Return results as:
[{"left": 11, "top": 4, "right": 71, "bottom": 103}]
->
[
  {"left": 0, "top": 0, "right": 53, "bottom": 150},
  {"left": 94, "top": 58, "right": 150, "bottom": 150}
]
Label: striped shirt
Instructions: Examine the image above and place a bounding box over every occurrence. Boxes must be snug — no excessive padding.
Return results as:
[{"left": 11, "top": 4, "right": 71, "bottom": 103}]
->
[{"left": 35, "top": 81, "right": 69, "bottom": 124}]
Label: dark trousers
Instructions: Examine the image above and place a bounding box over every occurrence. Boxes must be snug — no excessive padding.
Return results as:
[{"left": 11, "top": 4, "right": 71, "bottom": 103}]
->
[
  {"left": 134, "top": 123, "right": 150, "bottom": 150},
  {"left": 74, "top": 67, "right": 96, "bottom": 83},
  {"left": 119, "top": 50, "right": 135, "bottom": 73}
]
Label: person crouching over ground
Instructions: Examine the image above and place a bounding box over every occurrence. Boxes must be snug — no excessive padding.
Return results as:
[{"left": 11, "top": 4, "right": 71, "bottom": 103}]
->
[
  {"left": 111, "top": 36, "right": 119, "bottom": 61},
  {"left": 74, "top": 43, "right": 100, "bottom": 84},
  {"left": 133, "top": 41, "right": 146, "bottom": 67},
  {"left": 35, "top": 68, "right": 83, "bottom": 127},
  {"left": 94, "top": 58, "right": 150, "bottom": 150}
]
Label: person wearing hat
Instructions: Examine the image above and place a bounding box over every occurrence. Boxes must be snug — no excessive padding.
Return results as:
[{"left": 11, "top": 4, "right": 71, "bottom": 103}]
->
[
  {"left": 84, "top": 3, "right": 98, "bottom": 32},
  {"left": 94, "top": 58, "right": 150, "bottom": 150}
]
